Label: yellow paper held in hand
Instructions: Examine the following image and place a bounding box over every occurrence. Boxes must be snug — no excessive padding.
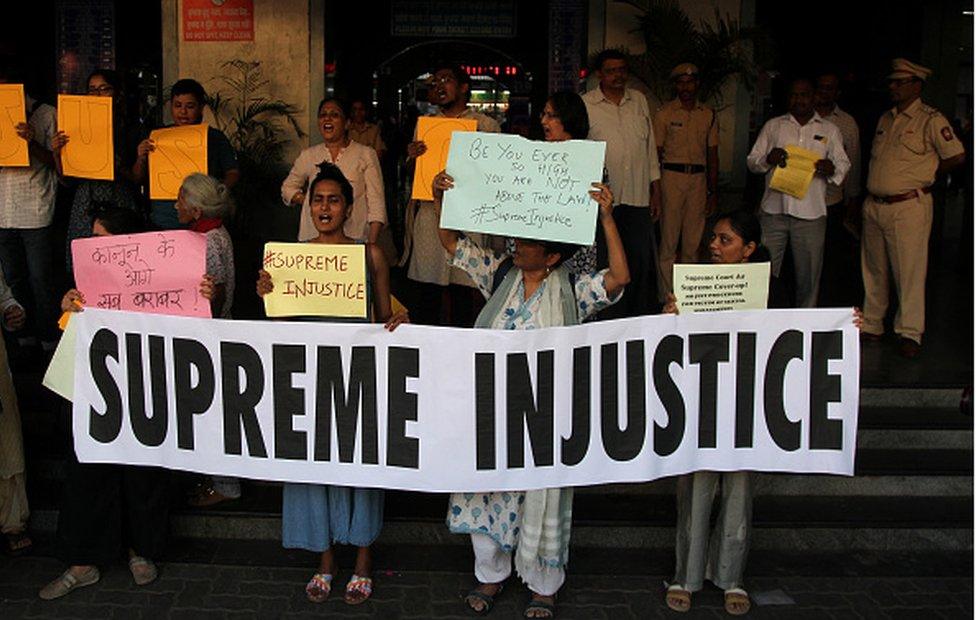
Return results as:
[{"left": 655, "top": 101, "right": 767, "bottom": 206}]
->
[
  {"left": 149, "top": 124, "right": 208, "bottom": 199},
  {"left": 769, "top": 145, "right": 820, "bottom": 200},
  {"left": 58, "top": 95, "right": 114, "bottom": 181},
  {"left": 411, "top": 116, "right": 477, "bottom": 201},
  {"left": 0, "top": 84, "right": 29, "bottom": 167},
  {"left": 262, "top": 242, "right": 368, "bottom": 319}
]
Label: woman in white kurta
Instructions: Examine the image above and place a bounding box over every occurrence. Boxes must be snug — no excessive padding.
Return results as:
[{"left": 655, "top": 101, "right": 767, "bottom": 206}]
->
[
  {"left": 433, "top": 164, "right": 629, "bottom": 619},
  {"left": 281, "top": 98, "right": 386, "bottom": 244}
]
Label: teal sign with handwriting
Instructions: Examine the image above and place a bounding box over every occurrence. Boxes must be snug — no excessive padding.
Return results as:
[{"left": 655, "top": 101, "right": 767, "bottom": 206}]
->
[{"left": 440, "top": 132, "right": 606, "bottom": 245}]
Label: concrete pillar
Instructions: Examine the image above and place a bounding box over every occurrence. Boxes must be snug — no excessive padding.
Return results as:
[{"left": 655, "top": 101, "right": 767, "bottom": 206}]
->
[{"left": 160, "top": 0, "right": 322, "bottom": 162}]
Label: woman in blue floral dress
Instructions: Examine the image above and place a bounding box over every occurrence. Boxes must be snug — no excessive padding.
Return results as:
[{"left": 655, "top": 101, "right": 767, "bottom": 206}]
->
[{"left": 431, "top": 155, "right": 630, "bottom": 618}]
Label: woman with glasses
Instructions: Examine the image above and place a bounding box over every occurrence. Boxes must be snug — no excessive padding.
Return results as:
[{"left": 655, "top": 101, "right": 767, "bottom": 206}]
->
[{"left": 52, "top": 69, "right": 147, "bottom": 276}]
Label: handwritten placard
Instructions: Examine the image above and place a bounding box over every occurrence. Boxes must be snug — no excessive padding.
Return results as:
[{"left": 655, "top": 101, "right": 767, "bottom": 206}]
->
[
  {"left": 0, "top": 84, "right": 29, "bottom": 167},
  {"left": 673, "top": 262, "right": 771, "bottom": 313},
  {"left": 149, "top": 124, "right": 208, "bottom": 199},
  {"left": 57, "top": 94, "right": 114, "bottom": 181},
  {"left": 71, "top": 231, "right": 210, "bottom": 317},
  {"left": 411, "top": 116, "right": 477, "bottom": 201},
  {"left": 263, "top": 242, "right": 367, "bottom": 319},
  {"left": 440, "top": 132, "right": 606, "bottom": 245}
]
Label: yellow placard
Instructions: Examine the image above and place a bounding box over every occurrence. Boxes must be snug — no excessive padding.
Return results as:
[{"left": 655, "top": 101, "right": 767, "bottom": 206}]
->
[
  {"left": 769, "top": 145, "right": 821, "bottom": 200},
  {"left": 411, "top": 116, "right": 477, "bottom": 201},
  {"left": 57, "top": 95, "right": 114, "bottom": 181},
  {"left": 0, "top": 84, "right": 29, "bottom": 167},
  {"left": 262, "top": 242, "right": 368, "bottom": 319},
  {"left": 149, "top": 124, "right": 208, "bottom": 200}
]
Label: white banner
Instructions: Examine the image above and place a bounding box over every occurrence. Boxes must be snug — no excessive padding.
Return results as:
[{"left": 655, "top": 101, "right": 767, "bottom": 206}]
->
[{"left": 70, "top": 308, "right": 859, "bottom": 492}]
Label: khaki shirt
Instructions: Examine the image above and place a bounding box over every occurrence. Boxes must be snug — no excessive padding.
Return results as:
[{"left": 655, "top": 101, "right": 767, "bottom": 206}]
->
[
  {"left": 652, "top": 98, "right": 718, "bottom": 166},
  {"left": 866, "top": 98, "right": 964, "bottom": 196},
  {"left": 348, "top": 122, "right": 386, "bottom": 155}
]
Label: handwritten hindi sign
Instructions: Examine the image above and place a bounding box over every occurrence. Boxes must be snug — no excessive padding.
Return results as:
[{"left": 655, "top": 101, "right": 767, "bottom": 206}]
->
[
  {"left": 71, "top": 231, "right": 210, "bottom": 318},
  {"left": 149, "top": 124, "right": 208, "bottom": 199},
  {"left": 57, "top": 94, "right": 114, "bottom": 181},
  {"left": 0, "top": 84, "right": 28, "bottom": 167},
  {"left": 673, "top": 263, "right": 771, "bottom": 313},
  {"left": 262, "top": 242, "right": 368, "bottom": 319},
  {"left": 441, "top": 132, "right": 606, "bottom": 245},
  {"left": 769, "top": 145, "right": 820, "bottom": 200},
  {"left": 411, "top": 116, "right": 478, "bottom": 201}
]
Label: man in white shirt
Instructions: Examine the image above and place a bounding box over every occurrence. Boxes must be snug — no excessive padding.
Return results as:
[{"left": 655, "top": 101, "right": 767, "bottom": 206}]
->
[
  {"left": 0, "top": 66, "right": 60, "bottom": 351},
  {"left": 746, "top": 78, "right": 850, "bottom": 308},
  {"left": 583, "top": 49, "right": 662, "bottom": 317},
  {"left": 814, "top": 72, "right": 862, "bottom": 307}
]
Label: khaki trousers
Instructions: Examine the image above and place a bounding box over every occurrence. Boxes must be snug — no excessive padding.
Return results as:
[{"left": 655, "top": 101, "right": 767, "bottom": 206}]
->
[
  {"left": 659, "top": 170, "right": 708, "bottom": 293},
  {"left": 860, "top": 195, "right": 932, "bottom": 343}
]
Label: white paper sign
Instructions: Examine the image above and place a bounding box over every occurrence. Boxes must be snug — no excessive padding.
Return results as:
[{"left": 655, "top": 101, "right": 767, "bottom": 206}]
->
[{"left": 68, "top": 308, "right": 859, "bottom": 492}]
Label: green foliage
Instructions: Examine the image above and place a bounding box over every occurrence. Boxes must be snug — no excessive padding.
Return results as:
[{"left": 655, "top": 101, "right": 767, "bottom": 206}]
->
[
  {"left": 208, "top": 59, "right": 305, "bottom": 171},
  {"left": 625, "top": 0, "right": 770, "bottom": 108}
]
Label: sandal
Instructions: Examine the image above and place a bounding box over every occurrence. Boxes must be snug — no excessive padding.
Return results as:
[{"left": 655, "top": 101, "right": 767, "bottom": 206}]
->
[
  {"left": 465, "top": 582, "right": 504, "bottom": 614},
  {"left": 305, "top": 573, "right": 333, "bottom": 603},
  {"left": 344, "top": 574, "right": 373, "bottom": 605},
  {"left": 4, "top": 531, "right": 32, "bottom": 556},
  {"left": 128, "top": 556, "right": 158, "bottom": 586},
  {"left": 39, "top": 566, "right": 100, "bottom": 600},
  {"left": 666, "top": 584, "right": 691, "bottom": 613},
  {"left": 724, "top": 588, "right": 750, "bottom": 616},
  {"left": 187, "top": 484, "right": 232, "bottom": 508},
  {"left": 524, "top": 593, "right": 556, "bottom": 619}
]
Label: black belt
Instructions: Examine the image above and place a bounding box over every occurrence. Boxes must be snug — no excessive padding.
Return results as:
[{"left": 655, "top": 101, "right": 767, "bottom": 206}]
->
[
  {"left": 662, "top": 163, "right": 706, "bottom": 174},
  {"left": 870, "top": 187, "right": 932, "bottom": 204}
]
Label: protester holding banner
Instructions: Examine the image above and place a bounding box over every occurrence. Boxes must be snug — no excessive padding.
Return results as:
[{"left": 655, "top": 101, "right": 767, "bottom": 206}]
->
[
  {"left": 52, "top": 69, "right": 147, "bottom": 275},
  {"left": 432, "top": 169, "right": 628, "bottom": 618},
  {"left": 174, "top": 173, "right": 240, "bottom": 507},
  {"left": 662, "top": 209, "right": 769, "bottom": 616},
  {"left": 134, "top": 78, "right": 239, "bottom": 230},
  {"left": 0, "top": 269, "right": 30, "bottom": 556},
  {"left": 40, "top": 207, "right": 218, "bottom": 600},
  {"left": 259, "top": 162, "right": 406, "bottom": 606},
  {"left": 281, "top": 97, "right": 386, "bottom": 245},
  {"left": 401, "top": 64, "right": 501, "bottom": 326}
]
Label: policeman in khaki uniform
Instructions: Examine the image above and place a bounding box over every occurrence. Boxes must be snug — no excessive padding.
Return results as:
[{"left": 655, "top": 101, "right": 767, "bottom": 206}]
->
[
  {"left": 654, "top": 63, "right": 719, "bottom": 293},
  {"left": 861, "top": 58, "right": 965, "bottom": 358}
]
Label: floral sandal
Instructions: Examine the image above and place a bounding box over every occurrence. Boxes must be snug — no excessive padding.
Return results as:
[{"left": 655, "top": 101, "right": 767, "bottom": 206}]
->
[
  {"left": 344, "top": 574, "right": 373, "bottom": 605},
  {"left": 305, "top": 573, "right": 333, "bottom": 603}
]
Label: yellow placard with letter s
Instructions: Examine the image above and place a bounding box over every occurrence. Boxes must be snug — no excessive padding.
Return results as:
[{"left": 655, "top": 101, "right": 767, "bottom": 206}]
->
[
  {"left": 0, "top": 84, "right": 29, "bottom": 167},
  {"left": 149, "top": 124, "right": 208, "bottom": 200},
  {"left": 58, "top": 94, "right": 114, "bottom": 181},
  {"left": 262, "top": 242, "right": 368, "bottom": 319},
  {"left": 411, "top": 116, "right": 477, "bottom": 201}
]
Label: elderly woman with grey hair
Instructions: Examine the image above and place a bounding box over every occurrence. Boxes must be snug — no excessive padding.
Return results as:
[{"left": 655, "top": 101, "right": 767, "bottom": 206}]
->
[{"left": 175, "top": 174, "right": 240, "bottom": 506}]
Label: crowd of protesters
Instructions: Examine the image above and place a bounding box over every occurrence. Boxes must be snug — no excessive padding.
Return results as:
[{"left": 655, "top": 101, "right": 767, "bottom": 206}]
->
[{"left": 0, "top": 48, "right": 964, "bottom": 619}]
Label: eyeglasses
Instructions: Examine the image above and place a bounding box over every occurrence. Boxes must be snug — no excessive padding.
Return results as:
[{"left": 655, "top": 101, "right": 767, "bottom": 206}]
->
[
  {"left": 88, "top": 85, "right": 114, "bottom": 95},
  {"left": 539, "top": 111, "right": 559, "bottom": 120},
  {"left": 429, "top": 75, "right": 457, "bottom": 86}
]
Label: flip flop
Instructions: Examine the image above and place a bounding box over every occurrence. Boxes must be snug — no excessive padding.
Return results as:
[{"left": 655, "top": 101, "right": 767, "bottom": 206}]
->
[
  {"left": 724, "top": 588, "right": 750, "bottom": 616},
  {"left": 344, "top": 574, "right": 373, "bottom": 605},
  {"left": 305, "top": 573, "right": 333, "bottom": 603},
  {"left": 666, "top": 584, "right": 691, "bottom": 612},
  {"left": 128, "top": 556, "right": 158, "bottom": 586}
]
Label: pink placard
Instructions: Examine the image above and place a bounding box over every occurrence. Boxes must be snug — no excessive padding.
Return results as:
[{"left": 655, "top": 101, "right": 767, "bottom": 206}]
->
[{"left": 71, "top": 231, "right": 210, "bottom": 318}]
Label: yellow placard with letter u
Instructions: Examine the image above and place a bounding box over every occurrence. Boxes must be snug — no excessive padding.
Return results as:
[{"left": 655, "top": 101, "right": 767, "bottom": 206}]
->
[{"left": 58, "top": 94, "right": 114, "bottom": 180}]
